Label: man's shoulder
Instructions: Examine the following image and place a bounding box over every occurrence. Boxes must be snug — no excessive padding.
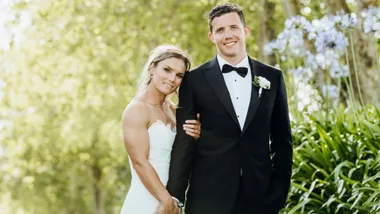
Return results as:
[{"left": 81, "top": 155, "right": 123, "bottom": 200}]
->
[
  {"left": 188, "top": 58, "right": 215, "bottom": 74},
  {"left": 250, "top": 57, "right": 282, "bottom": 75}
]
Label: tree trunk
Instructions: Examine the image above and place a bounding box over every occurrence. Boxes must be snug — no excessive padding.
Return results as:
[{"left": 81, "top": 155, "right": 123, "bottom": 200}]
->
[
  {"left": 324, "top": 0, "right": 350, "bottom": 14},
  {"left": 258, "top": 0, "right": 276, "bottom": 65},
  {"left": 353, "top": 0, "right": 379, "bottom": 105},
  {"left": 281, "top": 0, "right": 301, "bottom": 17},
  {"left": 92, "top": 163, "right": 105, "bottom": 214}
]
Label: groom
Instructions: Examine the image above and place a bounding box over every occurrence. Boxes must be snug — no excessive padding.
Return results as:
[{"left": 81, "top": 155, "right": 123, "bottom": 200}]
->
[{"left": 166, "top": 3, "right": 293, "bottom": 214}]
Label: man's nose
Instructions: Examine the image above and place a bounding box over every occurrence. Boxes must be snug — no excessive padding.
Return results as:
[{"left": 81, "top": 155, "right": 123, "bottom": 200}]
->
[{"left": 224, "top": 29, "right": 233, "bottom": 38}]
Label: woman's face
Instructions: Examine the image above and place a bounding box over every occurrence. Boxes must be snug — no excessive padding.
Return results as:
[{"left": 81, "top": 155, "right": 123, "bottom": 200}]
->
[{"left": 150, "top": 57, "right": 186, "bottom": 95}]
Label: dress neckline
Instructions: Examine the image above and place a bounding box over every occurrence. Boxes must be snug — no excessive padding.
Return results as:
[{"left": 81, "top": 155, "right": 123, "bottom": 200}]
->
[{"left": 148, "top": 120, "right": 176, "bottom": 133}]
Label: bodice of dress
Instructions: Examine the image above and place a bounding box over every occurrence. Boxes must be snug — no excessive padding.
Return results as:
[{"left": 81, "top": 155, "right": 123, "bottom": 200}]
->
[{"left": 129, "top": 120, "right": 176, "bottom": 185}]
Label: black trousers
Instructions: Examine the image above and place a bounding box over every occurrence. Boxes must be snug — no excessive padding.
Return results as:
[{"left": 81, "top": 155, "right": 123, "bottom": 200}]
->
[{"left": 231, "top": 177, "right": 279, "bottom": 214}]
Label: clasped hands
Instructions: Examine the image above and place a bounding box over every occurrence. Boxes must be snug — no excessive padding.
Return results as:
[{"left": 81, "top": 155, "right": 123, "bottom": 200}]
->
[{"left": 154, "top": 197, "right": 180, "bottom": 214}]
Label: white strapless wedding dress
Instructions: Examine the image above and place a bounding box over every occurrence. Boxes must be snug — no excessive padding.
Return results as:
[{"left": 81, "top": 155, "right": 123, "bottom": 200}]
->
[{"left": 120, "top": 120, "right": 176, "bottom": 214}]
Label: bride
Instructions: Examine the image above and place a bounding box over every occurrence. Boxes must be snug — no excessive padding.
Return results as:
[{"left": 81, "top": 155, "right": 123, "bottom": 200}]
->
[{"left": 120, "top": 45, "right": 200, "bottom": 214}]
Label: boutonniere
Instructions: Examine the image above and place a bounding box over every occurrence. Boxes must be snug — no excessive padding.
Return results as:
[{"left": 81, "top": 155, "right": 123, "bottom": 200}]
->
[{"left": 252, "top": 76, "right": 271, "bottom": 98}]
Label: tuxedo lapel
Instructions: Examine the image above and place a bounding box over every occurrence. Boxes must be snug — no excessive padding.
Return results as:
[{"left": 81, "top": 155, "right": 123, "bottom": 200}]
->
[
  {"left": 204, "top": 57, "right": 240, "bottom": 128},
  {"left": 242, "top": 58, "right": 263, "bottom": 134}
]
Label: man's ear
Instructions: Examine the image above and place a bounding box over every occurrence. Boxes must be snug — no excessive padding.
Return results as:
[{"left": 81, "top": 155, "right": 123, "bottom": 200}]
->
[
  {"left": 208, "top": 32, "right": 215, "bottom": 43},
  {"left": 244, "top": 26, "right": 251, "bottom": 36}
]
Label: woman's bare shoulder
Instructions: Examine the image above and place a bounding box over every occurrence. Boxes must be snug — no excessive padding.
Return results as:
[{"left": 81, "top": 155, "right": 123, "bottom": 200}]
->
[{"left": 122, "top": 99, "right": 149, "bottom": 127}]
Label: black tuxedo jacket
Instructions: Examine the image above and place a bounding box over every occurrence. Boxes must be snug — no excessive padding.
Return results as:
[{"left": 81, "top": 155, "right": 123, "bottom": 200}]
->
[{"left": 167, "top": 56, "right": 293, "bottom": 214}]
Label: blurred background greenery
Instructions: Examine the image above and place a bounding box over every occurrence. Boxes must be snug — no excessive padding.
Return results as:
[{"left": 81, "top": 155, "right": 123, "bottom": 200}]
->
[{"left": 0, "top": 0, "right": 379, "bottom": 213}]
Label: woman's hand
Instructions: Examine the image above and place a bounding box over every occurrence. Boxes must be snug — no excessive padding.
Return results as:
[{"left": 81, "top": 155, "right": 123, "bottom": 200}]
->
[
  {"left": 183, "top": 113, "right": 201, "bottom": 140},
  {"left": 154, "top": 198, "right": 179, "bottom": 214}
]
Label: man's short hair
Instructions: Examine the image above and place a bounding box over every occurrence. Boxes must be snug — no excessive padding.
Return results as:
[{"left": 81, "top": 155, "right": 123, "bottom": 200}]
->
[{"left": 208, "top": 3, "right": 246, "bottom": 32}]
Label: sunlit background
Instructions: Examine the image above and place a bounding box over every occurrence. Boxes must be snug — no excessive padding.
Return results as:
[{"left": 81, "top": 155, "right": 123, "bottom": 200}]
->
[{"left": 1, "top": 0, "right": 379, "bottom": 213}]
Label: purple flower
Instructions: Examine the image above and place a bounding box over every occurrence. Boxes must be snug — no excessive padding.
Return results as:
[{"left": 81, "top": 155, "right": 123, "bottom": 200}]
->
[
  {"left": 290, "top": 66, "right": 314, "bottom": 82},
  {"left": 322, "top": 84, "right": 339, "bottom": 99},
  {"left": 264, "top": 16, "right": 309, "bottom": 57},
  {"left": 305, "top": 51, "right": 318, "bottom": 70},
  {"left": 333, "top": 12, "right": 358, "bottom": 29},
  {"left": 285, "top": 16, "right": 312, "bottom": 31},
  {"left": 362, "top": 6, "right": 380, "bottom": 38},
  {"left": 330, "top": 61, "right": 349, "bottom": 78},
  {"left": 314, "top": 28, "right": 348, "bottom": 52}
]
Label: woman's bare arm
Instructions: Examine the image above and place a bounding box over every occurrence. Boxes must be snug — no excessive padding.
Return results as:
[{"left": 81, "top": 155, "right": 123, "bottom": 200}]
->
[{"left": 122, "top": 103, "right": 173, "bottom": 204}]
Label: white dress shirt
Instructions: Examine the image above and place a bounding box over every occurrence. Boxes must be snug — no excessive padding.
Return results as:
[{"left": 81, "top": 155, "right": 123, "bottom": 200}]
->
[{"left": 217, "top": 55, "right": 252, "bottom": 130}]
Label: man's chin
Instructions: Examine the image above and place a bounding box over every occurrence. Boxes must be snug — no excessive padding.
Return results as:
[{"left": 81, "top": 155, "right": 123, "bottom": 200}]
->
[{"left": 221, "top": 52, "right": 238, "bottom": 59}]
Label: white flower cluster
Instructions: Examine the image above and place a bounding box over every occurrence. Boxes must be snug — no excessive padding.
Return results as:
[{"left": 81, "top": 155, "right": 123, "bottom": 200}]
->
[
  {"left": 265, "top": 14, "right": 353, "bottom": 56},
  {"left": 310, "top": 14, "right": 351, "bottom": 53},
  {"left": 307, "top": 16, "right": 336, "bottom": 40},
  {"left": 329, "top": 60, "right": 349, "bottom": 79},
  {"left": 294, "top": 81, "right": 321, "bottom": 113},
  {"left": 321, "top": 84, "right": 339, "bottom": 99},
  {"left": 264, "top": 12, "right": 356, "bottom": 81},
  {"left": 290, "top": 66, "right": 313, "bottom": 82},
  {"left": 263, "top": 9, "right": 380, "bottom": 109},
  {"left": 315, "top": 50, "right": 349, "bottom": 78},
  {"left": 314, "top": 28, "right": 348, "bottom": 52},
  {"left": 264, "top": 16, "right": 310, "bottom": 57},
  {"left": 333, "top": 12, "right": 358, "bottom": 30},
  {"left": 256, "top": 76, "right": 271, "bottom": 89},
  {"left": 362, "top": 6, "right": 380, "bottom": 38},
  {"left": 304, "top": 51, "right": 318, "bottom": 71}
]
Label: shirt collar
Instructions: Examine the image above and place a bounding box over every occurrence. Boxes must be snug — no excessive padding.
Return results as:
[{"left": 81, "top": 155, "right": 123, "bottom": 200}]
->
[{"left": 217, "top": 54, "right": 249, "bottom": 72}]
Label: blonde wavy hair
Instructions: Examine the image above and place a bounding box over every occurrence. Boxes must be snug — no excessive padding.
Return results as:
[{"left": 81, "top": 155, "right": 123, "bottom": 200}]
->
[{"left": 137, "top": 44, "right": 191, "bottom": 93}]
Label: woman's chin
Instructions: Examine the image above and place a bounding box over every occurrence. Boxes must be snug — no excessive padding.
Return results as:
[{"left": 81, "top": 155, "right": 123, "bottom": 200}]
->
[{"left": 158, "top": 88, "right": 175, "bottom": 96}]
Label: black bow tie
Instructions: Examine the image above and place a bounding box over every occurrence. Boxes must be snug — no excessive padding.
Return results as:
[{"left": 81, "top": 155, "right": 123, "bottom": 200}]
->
[{"left": 222, "top": 64, "right": 248, "bottom": 78}]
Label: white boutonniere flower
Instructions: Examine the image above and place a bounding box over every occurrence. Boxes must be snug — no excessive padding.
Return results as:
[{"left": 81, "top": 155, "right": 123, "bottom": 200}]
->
[{"left": 252, "top": 76, "right": 271, "bottom": 98}]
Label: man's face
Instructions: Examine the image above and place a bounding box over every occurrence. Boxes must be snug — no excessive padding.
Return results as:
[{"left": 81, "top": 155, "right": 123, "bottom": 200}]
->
[{"left": 208, "top": 12, "right": 250, "bottom": 64}]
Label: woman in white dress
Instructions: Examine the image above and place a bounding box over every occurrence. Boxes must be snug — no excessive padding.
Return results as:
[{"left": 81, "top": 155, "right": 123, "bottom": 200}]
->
[{"left": 120, "top": 45, "right": 200, "bottom": 214}]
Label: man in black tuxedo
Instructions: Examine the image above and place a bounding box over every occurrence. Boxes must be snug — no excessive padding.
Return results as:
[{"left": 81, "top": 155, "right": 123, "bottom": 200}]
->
[{"left": 166, "top": 3, "right": 293, "bottom": 214}]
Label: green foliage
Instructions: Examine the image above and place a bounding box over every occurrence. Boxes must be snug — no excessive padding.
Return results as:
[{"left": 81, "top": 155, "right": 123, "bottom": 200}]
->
[
  {"left": 1, "top": 0, "right": 378, "bottom": 213},
  {"left": 285, "top": 106, "right": 380, "bottom": 213}
]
